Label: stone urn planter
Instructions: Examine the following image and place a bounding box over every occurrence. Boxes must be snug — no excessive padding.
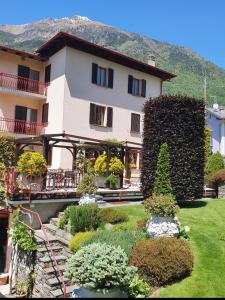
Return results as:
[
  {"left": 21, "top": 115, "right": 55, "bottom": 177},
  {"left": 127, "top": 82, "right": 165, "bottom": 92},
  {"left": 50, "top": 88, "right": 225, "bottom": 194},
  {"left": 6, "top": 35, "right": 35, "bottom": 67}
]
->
[
  {"left": 0, "top": 273, "right": 8, "bottom": 286},
  {"left": 147, "top": 215, "right": 180, "bottom": 238},
  {"left": 72, "top": 287, "right": 128, "bottom": 298},
  {"left": 79, "top": 194, "right": 98, "bottom": 206},
  {"left": 95, "top": 176, "right": 106, "bottom": 188}
]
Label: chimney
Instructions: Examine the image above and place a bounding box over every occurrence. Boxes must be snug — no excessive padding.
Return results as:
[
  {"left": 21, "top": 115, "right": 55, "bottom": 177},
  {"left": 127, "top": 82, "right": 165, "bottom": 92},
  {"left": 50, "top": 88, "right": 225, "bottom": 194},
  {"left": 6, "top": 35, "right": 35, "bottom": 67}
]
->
[{"left": 147, "top": 54, "right": 156, "bottom": 67}]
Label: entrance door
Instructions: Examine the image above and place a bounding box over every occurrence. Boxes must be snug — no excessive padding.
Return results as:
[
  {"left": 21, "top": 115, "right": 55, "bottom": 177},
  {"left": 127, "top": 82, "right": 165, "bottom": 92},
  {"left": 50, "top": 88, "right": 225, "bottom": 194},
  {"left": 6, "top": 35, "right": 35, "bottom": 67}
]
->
[
  {"left": 17, "top": 65, "right": 30, "bottom": 91},
  {"left": 0, "top": 216, "right": 9, "bottom": 273},
  {"left": 14, "top": 105, "right": 27, "bottom": 134}
]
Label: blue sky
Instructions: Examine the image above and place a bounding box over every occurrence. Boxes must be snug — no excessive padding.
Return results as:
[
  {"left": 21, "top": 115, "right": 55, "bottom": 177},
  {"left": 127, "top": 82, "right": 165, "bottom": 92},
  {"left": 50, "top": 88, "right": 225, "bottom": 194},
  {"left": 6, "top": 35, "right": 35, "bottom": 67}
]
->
[{"left": 1, "top": 0, "right": 225, "bottom": 69}]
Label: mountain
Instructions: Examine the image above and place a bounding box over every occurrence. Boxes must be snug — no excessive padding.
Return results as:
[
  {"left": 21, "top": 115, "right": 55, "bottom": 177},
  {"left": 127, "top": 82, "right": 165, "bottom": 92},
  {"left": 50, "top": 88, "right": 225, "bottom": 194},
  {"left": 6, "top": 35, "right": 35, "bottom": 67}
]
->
[{"left": 0, "top": 16, "right": 225, "bottom": 106}]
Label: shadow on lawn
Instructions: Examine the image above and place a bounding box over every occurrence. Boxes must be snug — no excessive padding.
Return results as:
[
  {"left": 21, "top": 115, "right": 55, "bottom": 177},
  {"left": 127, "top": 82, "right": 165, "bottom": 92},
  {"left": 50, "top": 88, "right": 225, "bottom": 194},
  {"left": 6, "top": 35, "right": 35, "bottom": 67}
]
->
[{"left": 178, "top": 200, "right": 208, "bottom": 209}]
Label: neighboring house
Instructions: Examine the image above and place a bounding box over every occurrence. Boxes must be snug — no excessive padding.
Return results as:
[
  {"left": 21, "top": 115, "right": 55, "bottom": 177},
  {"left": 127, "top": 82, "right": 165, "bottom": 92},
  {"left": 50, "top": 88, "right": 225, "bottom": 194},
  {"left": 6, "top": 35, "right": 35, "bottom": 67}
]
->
[
  {"left": 0, "top": 31, "right": 175, "bottom": 169},
  {"left": 207, "top": 107, "right": 225, "bottom": 156}
]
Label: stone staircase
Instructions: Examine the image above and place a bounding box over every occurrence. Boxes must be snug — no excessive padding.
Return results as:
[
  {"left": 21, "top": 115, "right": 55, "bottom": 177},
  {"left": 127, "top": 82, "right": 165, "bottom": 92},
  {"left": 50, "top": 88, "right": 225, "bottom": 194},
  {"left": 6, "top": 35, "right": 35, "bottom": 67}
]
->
[{"left": 33, "top": 211, "right": 77, "bottom": 298}]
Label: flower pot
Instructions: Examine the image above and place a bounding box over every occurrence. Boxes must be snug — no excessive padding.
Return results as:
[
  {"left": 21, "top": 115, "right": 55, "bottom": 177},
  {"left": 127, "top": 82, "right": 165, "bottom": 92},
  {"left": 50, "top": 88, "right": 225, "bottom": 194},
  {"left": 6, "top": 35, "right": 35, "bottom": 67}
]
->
[
  {"left": 0, "top": 273, "right": 8, "bottom": 286},
  {"left": 72, "top": 287, "right": 128, "bottom": 298},
  {"left": 14, "top": 293, "right": 27, "bottom": 299},
  {"left": 147, "top": 215, "right": 180, "bottom": 238},
  {"left": 95, "top": 176, "right": 107, "bottom": 188},
  {"left": 79, "top": 194, "right": 97, "bottom": 206}
]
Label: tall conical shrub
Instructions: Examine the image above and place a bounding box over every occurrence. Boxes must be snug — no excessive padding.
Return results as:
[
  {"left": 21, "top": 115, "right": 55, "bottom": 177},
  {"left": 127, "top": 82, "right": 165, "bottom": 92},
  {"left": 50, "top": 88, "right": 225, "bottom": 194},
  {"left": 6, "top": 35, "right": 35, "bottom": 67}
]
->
[{"left": 153, "top": 143, "right": 173, "bottom": 196}]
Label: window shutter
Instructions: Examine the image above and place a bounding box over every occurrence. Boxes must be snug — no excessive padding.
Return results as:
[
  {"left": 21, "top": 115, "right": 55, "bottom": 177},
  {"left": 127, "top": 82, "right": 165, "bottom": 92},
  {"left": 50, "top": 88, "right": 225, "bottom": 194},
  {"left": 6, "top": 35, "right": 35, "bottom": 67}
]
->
[
  {"left": 45, "top": 65, "right": 51, "bottom": 83},
  {"left": 92, "top": 63, "right": 98, "bottom": 84},
  {"left": 42, "top": 103, "right": 49, "bottom": 124},
  {"left": 131, "top": 113, "right": 140, "bottom": 133},
  {"left": 141, "top": 80, "right": 146, "bottom": 97},
  {"left": 90, "top": 103, "right": 96, "bottom": 125},
  {"left": 107, "top": 107, "right": 113, "bottom": 128},
  {"left": 15, "top": 106, "right": 27, "bottom": 121},
  {"left": 128, "top": 75, "right": 133, "bottom": 94},
  {"left": 108, "top": 68, "right": 114, "bottom": 88}
]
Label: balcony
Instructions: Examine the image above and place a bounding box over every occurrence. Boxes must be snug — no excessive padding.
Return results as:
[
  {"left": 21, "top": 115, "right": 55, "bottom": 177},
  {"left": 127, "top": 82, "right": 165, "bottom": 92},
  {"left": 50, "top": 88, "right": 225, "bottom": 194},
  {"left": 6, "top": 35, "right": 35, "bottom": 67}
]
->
[
  {"left": 0, "top": 117, "right": 45, "bottom": 136},
  {"left": 0, "top": 72, "right": 47, "bottom": 97}
]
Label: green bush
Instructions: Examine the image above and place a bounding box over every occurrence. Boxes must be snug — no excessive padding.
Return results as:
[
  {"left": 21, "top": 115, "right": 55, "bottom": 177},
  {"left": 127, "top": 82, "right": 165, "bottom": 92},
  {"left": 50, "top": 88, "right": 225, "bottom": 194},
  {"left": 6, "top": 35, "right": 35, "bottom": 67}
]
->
[
  {"left": 205, "top": 152, "right": 225, "bottom": 182},
  {"left": 99, "top": 208, "right": 129, "bottom": 224},
  {"left": 64, "top": 243, "right": 136, "bottom": 292},
  {"left": 77, "top": 170, "right": 97, "bottom": 196},
  {"left": 82, "top": 230, "right": 146, "bottom": 258},
  {"left": 153, "top": 143, "right": 173, "bottom": 196},
  {"left": 69, "top": 231, "right": 94, "bottom": 253},
  {"left": 70, "top": 204, "right": 101, "bottom": 235},
  {"left": 0, "top": 135, "right": 16, "bottom": 166},
  {"left": 0, "top": 186, "right": 5, "bottom": 202},
  {"left": 17, "top": 152, "right": 47, "bottom": 177},
  {"left": 144, "top": 194, "right": 179, "bottom": 217},
  {"left": 136, "top": 218, "right": 148, "bottom": 231},
  {"left": 130, "top": 238, "right": 194, "bottom": 287},
  {"left": 105, "top": 174, "right": 118, "bottom": 189},
  {"left": 94, "top": 155, "right": 124, "bottom": 176},
  {"left": 58, "top": 205, "right": 76, "bottom": 230},
  {"left": 127, "top": 275, "right": 152, "bottom": 298}
]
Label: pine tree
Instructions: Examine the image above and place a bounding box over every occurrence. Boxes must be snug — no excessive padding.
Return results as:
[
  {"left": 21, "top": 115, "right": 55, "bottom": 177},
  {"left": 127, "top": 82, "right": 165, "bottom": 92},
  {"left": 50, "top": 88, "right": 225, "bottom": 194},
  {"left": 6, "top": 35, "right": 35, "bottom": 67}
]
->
[{"left": 153, "top": 143, "right": 173, "bottom": 196}]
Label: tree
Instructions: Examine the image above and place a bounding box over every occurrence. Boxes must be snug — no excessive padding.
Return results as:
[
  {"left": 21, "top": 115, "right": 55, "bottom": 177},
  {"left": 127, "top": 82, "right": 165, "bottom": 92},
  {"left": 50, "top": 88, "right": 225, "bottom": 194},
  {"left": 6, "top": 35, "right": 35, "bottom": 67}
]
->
[
  {"left": 153, "top": 143, "right": 173, "bottom": 196},
  {"left": 205, "top": 127, "right": 212, "bottom": 163},
  {"left": 0, "top": 135, "right": 16, "bottom": 166},
  {"left": 205, "top": 152, "right": 225, "bottom": 182}
]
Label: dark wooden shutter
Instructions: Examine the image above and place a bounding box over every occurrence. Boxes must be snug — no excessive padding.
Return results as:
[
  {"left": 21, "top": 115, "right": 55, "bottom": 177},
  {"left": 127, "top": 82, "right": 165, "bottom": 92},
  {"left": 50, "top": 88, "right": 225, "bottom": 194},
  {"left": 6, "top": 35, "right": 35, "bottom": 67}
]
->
[
  {"left": 107, "top": 107, "right": 113, "bottom": 128},
  {"left": 128, "top": 75, "right": 133, "bottom": 94},
  {"left": 108, "top": 68, "right": 114, "bottom": 88},
  {"left": 141, "top": 80, "right": 146, "bottom": 97},
  {"left": 89, "top": 103, "right": 96, "bottom": 125},
  {"left": 92, "top": 63, "right": 98, "bottom": 84},
  {"left": 17, "top": 65, "right": 30, "bottom": 91},
  {"left": 15, "top": 106, "right": 27, "bottom": 134},
  {"left": 45, "top": 65, "right": 51, "bottom": 83},
  {"left": 42, "top": 103, "right": 49, "bottom": 124},
  {"left": 131, "top": 113, "right": 140, "bottom": 133}
]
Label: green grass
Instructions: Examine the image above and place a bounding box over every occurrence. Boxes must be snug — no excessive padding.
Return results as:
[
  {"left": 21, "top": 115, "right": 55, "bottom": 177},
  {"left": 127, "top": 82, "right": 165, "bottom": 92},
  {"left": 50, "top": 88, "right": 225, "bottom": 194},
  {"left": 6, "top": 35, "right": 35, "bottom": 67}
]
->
[{"left": 112, "top": 200, "right": 225, "bottom": 298}]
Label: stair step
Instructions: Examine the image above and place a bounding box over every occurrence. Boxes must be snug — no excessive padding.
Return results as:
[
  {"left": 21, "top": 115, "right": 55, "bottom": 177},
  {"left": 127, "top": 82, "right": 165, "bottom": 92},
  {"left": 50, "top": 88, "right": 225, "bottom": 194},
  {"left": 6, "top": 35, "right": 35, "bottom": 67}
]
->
[
  {"left": 35, "top": 230, "right": 59, "bottom": 243},
  {"left": 50, "top": 218, "right": 59, "bottom": 226},
  {"left": 39, "top": 255, "right": 67, "bottom": 263},
  {"left": 37, "top": 245, "right": 63, "bottom": 253},
  {"left": 44, "top": 224, "right": 72, "bottom": 242},
  {"left": 58, "top": 212, "right": 65, "bottom": 218},
  {"left": 44, "top": 223, "right": 58, "bottom": 234},
  {"left": 44, "top": 264, "right": 65, "bottom": 274},
  {"left": 51, "top": 285, "right": 79, "bottom": 298},
  {"left": 47, "top": 277, "right": 69, "bottom": 287}
]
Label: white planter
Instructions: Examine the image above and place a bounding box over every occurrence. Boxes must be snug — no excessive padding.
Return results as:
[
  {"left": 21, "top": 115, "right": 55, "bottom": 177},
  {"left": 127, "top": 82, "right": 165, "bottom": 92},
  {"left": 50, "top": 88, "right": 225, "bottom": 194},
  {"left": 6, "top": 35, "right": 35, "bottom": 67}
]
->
[
  {"left": 95, "top": 176, "right": 106, "bottom": 188},
  {"left": 147, "top": 215, "right": 180, "bottom": 238},
  {"left": 79, "top": 194, "right": 97, "bottom": 206},
  {"left": 72, "top": 287, "right": 128, "bottom": 298}
]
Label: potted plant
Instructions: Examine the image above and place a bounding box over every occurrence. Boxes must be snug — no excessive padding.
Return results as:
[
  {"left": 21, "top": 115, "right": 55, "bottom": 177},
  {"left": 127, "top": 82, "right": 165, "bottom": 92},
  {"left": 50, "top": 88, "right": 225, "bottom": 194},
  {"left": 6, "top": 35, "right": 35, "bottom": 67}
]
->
[
  {"left": 17, "top": 152, "right": 47, "bottom": 192},
  {"left": 105, "top": 174, "right": 119, "bottom": 189},
  {"left": 14, "top": 281, "right": 28, "bottom": 298},
  {"left": 77, "top": 167, "right": 98, "bottom": 205},
  {"left": 144, "top": 194, "right": 180, "bottom": 237},
  {"left": 0, "top": 273, "right": 9, "bottom": 286},
  {"left": 65, "top": 243, "right": 136, "bottom": 298}
]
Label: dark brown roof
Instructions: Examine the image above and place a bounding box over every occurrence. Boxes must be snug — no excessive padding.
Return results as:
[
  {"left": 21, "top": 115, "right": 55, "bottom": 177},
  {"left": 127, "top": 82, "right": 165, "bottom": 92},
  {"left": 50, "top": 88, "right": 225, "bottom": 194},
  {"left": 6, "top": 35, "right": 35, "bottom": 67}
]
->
[
  {"left": 37, "top": 32, "right": 176, "bottom": 81},
  {"left": 0, "top": 44, "right": 47, "bottom": 62}
]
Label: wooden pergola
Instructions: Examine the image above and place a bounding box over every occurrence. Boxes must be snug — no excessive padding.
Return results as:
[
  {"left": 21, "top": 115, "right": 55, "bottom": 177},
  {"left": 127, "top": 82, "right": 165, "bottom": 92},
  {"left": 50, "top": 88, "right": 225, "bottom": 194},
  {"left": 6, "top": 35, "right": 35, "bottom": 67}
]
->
[{"left": 12, "top": 132, "right": 142, "bottom": 187}]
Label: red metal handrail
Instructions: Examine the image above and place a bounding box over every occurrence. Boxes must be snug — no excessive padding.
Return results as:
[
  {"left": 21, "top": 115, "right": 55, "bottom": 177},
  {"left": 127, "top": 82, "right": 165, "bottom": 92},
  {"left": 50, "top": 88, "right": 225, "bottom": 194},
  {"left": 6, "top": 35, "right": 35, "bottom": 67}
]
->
[
  {"left": 0, "top": 72, "right": 47, "bottom": 96},
  {"left": 0, "top": 117, "right": 44, "bottom": 136},
  {"left": 20, "top": 206, "right": 67, "bottom": 298}
]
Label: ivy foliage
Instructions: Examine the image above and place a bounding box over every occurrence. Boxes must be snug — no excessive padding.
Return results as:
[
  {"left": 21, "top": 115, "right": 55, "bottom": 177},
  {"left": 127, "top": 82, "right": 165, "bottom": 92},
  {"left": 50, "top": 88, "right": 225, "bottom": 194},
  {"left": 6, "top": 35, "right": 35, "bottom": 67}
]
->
[
  {"left": 9, "top": 209, "right": 37, "bottom": 252},
  {"left": 0, "top": 135, "right": 16, "bottom": 166},
  {"left": 153, "top": 143, "right": 173, "bottom": 196},
  {"left": 141, "top": 95, "right": 205, "bottom": 201}
]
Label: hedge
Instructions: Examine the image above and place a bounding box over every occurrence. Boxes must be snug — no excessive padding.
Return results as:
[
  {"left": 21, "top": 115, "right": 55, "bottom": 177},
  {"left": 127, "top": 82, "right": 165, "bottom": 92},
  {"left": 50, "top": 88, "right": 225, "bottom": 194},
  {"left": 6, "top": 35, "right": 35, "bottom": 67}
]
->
[{"left": 141, "top": 95, "right": 205, "bottom": 201}]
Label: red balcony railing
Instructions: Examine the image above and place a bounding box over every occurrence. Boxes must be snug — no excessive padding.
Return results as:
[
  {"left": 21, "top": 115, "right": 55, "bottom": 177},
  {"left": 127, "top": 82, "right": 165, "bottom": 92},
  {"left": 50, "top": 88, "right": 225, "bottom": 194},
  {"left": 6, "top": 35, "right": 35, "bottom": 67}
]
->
[
  {"left": 0, "top": 117, "right": 45, "bottom": 136},
  {"left": 0, "top": 72, "right": 47, "bottom": 96}
]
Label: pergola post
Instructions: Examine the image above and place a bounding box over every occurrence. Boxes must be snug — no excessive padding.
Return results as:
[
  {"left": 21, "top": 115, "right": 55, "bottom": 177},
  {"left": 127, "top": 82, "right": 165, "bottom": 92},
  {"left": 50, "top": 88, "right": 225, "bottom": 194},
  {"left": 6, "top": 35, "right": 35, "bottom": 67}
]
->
[
  {"left": 120, "top": 147, "right": 125, "bottom": 188},
  {"left": 72, "top": 146, "right": 77, "bottom": 170},
  {"left": 15, "top": 144, "right": 21, "bottom": 165},
  {"left": 43, "top": 137, "right": 49, "bottom": 190}
]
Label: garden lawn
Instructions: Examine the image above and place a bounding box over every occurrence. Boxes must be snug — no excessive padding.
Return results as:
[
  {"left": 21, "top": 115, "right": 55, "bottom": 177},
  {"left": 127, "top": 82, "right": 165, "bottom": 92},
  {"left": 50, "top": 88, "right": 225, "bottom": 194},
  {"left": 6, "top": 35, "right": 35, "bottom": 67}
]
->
[{"left": 115, "top": 200, "right": 225, "bottom": 298}]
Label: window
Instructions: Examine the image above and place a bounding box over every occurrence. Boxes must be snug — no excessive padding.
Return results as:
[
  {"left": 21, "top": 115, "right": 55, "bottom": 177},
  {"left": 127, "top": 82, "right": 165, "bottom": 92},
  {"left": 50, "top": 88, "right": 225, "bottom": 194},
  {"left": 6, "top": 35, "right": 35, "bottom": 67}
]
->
[
  {"left": 45, "top": 65, "right": 51, "bottom": 83},
  {"left": 92, "top": 63, "right": 114, "bottom": 88},
  {"left": 17, "top": 65, "right": 40, "bottom": 92},
  {"left": 90, "top": 103, "right": 113, "bottom": 127},
  {"left": 42, "top": 103, "right": 49, "bottom": 124},
  {"left": 14, "top": 105, "right": 38, "bottom": 134},
  {"left": 128, "top": 75, "right": 146, "bottom": 97},
  {"left": 131, "top": 113, "right": 141, "bottom": 133}
]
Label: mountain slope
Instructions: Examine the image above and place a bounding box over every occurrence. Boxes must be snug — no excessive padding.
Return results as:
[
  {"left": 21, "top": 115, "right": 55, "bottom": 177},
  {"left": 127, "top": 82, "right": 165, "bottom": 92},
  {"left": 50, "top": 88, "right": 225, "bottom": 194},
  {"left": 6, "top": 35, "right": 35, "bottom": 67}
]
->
[{"left": 0, "top": 16, "right": 224, "bottom": 105}]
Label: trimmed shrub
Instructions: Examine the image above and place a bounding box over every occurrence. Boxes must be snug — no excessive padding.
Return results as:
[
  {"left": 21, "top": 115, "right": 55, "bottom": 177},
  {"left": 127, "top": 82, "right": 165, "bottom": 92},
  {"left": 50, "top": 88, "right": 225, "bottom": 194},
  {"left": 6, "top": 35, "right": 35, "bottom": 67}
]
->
[
  {"left": 69, "top": 231, "right": 94, "bottom": 253},
  {"left": 99, "top": 208, "right": 129, "bottom": 224},
  {"left": 109, "top": 157, "right": 124, "bottom": 175},
  {"left": 17, "top": 152, "right": 47, "bottom": 177},
  {"left": 64, "top": 243, "right": 136, "bottom": 292},
  {"left": 144, "top": 194, "right": 179, "bottom": 217},
  {"left": 82, "top": 230, "right": 146, "bottom": 258},
  {"left": 130, "top": 238, "right": 194, "bottom": 286},
  {"left": 77, "top": 170, "right": 97, "bottom": 196},
  {"left": 70, "top": 204, "right": 101, "bottom": 235},
  {"left": 94, "top": 155, "right": 124, "bottom": 176},
  {"left": 205, "top": 152, "right": 225, "bottom": 182},
  {"left": 58, "top": 205, "right": 76, "bottom": 230},
  {"left": 94, "top": 154, "right": 107, "bottom": 176},
  {"left": 136, "top": 218, "right": 148, "bottom": 231},
  {"left": 141, "top": 95, "right": 205, "bottom": 201},
  {"left": 0, "top": 135, "right": 16, "bottom": 166},
  {"left": 153, "top": 143, "right": 173, "bottom": 196}
]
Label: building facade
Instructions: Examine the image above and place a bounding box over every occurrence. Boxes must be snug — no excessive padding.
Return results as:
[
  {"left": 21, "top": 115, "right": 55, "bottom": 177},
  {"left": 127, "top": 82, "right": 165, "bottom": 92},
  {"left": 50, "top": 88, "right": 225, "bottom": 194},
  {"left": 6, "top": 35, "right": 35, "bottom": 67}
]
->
[{"left": 0, "top": 32, "right": 175, "bottom": 169}]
